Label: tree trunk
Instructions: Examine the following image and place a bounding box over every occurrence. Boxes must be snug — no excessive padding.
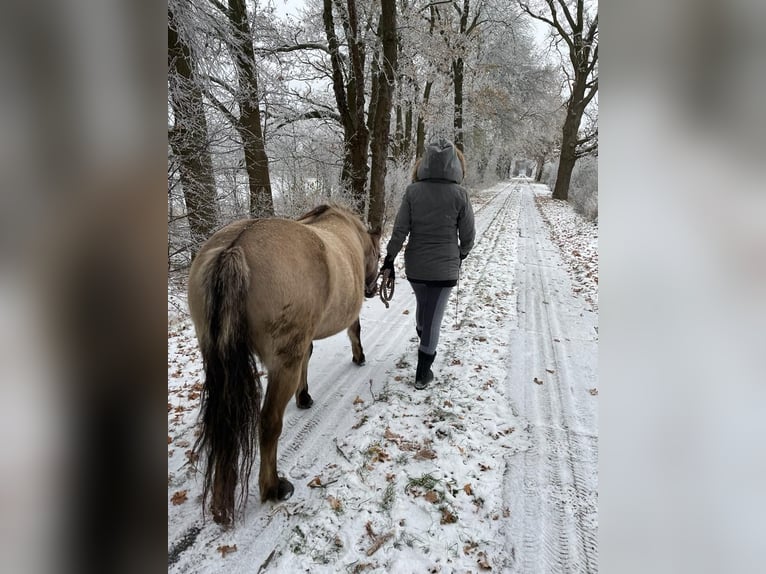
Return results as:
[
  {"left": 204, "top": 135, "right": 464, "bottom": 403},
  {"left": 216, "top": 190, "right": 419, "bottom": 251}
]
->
[
  {"left": 323, "top": 0, "right": 369, "bottom": 215},
  {"left": 228, "top": 0, "right": 274, "bottom": 217},
  {"left": 452, "top": 56, "right": 464, "bottom": 153},
  {"left": 553, "top": 76, "right": 587, "bottom": 200},
  {"left": 535, "top": 154, "right": 545, "bottom": 182},
  {"left": 416, "top": 80, "right": 433, "bottom": 159},
  {"left": 367, "top": 0, "right": 398, "bottom": 232},
  {"left": 168, "top": 8, "right": 218, "bottom": 256}
]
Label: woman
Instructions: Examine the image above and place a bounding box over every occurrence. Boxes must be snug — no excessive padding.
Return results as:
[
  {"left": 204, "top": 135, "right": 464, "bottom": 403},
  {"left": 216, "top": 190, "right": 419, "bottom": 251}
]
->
[{"left": 381, "top": 138, "right": 475, "bottom": 389}]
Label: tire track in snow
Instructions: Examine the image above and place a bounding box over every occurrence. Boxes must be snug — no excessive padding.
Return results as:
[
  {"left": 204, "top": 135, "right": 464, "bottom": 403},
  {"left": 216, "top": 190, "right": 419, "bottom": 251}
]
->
[{"left": 502, "top": 182, "right": 598, "bottom": 573}]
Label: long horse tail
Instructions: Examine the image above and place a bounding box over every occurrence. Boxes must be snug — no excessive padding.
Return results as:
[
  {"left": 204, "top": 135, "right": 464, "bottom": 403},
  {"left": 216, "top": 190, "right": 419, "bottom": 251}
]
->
[{"left": 193, "top": 245, "right": 260, "bottom": 525}]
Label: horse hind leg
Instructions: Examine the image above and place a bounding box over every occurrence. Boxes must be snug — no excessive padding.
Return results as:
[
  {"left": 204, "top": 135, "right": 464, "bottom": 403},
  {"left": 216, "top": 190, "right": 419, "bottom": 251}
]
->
[
  {"left": 295, "top": 343, "right": 313, "bottom": 409},
  {"left": 347, "top": 318, "right": 365, "bottom": 365},
  {"left": 259, "top": 355, "right": 305, "bottom": 502}
]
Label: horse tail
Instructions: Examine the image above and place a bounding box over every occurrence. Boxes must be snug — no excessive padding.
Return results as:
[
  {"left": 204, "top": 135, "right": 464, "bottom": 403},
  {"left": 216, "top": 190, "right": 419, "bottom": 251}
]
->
[{"left": 194, "top": 245, "right": 261, "bottom": 525}]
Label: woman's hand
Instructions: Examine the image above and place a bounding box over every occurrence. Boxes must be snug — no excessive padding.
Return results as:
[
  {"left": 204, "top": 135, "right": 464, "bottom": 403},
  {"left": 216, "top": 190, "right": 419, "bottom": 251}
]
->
[{"left": 380, "top": 255, "right": 395, "bottom": 276}]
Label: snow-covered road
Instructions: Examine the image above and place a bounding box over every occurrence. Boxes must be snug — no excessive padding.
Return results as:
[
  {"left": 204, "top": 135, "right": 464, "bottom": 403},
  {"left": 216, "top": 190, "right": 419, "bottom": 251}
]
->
[{"left": 168, "top": 180, "right": 598, "bottom": 573}]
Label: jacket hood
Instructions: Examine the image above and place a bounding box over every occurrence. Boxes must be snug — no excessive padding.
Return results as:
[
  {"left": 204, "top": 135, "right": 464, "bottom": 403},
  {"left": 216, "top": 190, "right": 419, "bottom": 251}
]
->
[{"left": 416, "top": 138, "right": 463, "bottom": 183}]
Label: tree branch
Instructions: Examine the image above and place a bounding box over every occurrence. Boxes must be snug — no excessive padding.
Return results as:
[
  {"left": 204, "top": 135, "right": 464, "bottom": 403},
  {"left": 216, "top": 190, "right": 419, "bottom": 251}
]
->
[
  {"left": 274, "top": 109, "right": 342, "bottom": 130},
  {"left": 255, "top": 42, "right": 330, "bottom": 55},
  {"left": 582, "top": 77, "right": 598, "bottom": 107},
  {"left": 518, "top": 1, "right": 574, "bottom": 52},
  {"left": 554, "top": 0, "right": 577, "bottom": 33},
  {"left": 209, "top": 0, "right": 229, "bottom": 17},
  {"left": 205, "top": 89, "right": 240, "bottom": 130}
]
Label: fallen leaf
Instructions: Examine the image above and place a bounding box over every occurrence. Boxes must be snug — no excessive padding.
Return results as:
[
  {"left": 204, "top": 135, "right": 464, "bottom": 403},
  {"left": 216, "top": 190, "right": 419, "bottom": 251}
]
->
[
  {"left": 402, "top": 309, "right": 410, "bottom": 315},
  {"left": 588, "top": 388, "right": 598, "bottom": 396},
  {"left": 451, "top": 358, "right": 462, "bottom": 366},
  {"left": 217, "top": 544, "right": 237, "bottom": 558},
  {"left": 440, "top": 507, "right": 458, "bottom": 524},
  {"left": 328, "top": 495, "right": 343, "bottom": 511},
  {"left": 366, "top": 532, "right": 394, "bottom": 556},
  {"left": 463, "top": 483, "right": 473, "bottom": 496},
  {"left": 414, "top": 448, "right": 437, "bottom": 460},
  {"left": 353, "top": 395, "right": 365, "bottom": 405},
  {"left": 424, "top": 490, "right": 439, "bottom": 503},
  {"left": 365, "top": 521, "right": 377, "bottom": 539},
  {"left": 477, "top": 550, "right": 492, "bottom": 570},
  {"left": 479, "top": 463, "right": 491, "bottom": 471},
  {"left": 171, "top": 490, "right": 188, "bottom": 505},
  {"left": 533, "top": 377, "right": 543, "bottom": 385},
  {"left": 384, "top": 427, "right": 403, "bottom": 443},
  {"left": 167, "top": 435, "right": 172, "bottom": 444},
  {"left": 307, "top": 476, "right": 322, "bottom": 488}
]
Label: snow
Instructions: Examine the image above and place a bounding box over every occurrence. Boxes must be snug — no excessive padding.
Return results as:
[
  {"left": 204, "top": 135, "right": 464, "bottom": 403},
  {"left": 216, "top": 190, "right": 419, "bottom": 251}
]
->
[{"left": 168, "top": 180, "right": 598, "bottom": 573}]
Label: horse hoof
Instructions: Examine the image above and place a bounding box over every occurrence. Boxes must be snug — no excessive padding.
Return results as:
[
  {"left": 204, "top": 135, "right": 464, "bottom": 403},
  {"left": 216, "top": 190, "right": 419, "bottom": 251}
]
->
[
  {"left": 297, "top": 395, "right": 314, "bottom": 409},
  {"left": 353, "top": 354, "right": 366, "bottom": 366},
  {"left": 277, "top": 478, "right": 294, "bottom": 501}
]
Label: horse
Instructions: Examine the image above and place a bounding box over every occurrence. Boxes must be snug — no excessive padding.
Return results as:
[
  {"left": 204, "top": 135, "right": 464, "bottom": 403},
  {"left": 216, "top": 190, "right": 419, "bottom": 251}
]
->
[{"left": 187, "top": 204, "right": 381, "bottom": 525}]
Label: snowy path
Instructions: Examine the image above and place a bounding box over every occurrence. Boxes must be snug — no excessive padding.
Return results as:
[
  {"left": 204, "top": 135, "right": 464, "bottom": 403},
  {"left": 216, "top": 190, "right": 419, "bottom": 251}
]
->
[
  {"left": 502, "top": 184, "right": 599, "bottom": 573},
  {"left": 168, "top": 180, "right": 598, "bottom": 573}
]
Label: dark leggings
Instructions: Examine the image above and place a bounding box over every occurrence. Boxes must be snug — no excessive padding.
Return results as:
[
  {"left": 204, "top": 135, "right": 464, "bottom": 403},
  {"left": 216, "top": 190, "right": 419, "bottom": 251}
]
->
[{"left": 410, "top": 282, "right": 453, "bottom": 355}]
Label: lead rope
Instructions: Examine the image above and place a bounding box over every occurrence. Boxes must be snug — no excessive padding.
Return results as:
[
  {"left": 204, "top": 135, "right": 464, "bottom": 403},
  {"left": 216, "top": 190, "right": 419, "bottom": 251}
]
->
[
  {"left": 454, "top": 266, "right": 460, "bottom": 329},
  {"left": 378, "top": 268, "right": 395, "bottom": 308}
]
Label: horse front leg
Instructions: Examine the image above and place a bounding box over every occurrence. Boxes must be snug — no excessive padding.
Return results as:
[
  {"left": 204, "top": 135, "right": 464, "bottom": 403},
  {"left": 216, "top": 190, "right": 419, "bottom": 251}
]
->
[
  {"left": 295, "top": 343, "right": 313, "bottom": 409},
  {"left": 259, "top": 359, "right": 303, "bottom": 502},
  {"left": 347, "top": 318, "right": 365, "bottom": 365}
]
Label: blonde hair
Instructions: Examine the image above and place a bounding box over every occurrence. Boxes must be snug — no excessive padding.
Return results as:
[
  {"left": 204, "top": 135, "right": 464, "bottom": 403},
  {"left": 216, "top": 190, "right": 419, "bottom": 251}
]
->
[{"left": 411, "top": 146, "right": 467, "bottom": 183}]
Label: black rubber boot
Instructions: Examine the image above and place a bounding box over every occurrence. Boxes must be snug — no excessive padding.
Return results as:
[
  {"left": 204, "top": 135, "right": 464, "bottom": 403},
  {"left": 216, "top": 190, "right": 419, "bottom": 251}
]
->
[{"left": 414, "top": 350, "right": 436, "bottom": 390}]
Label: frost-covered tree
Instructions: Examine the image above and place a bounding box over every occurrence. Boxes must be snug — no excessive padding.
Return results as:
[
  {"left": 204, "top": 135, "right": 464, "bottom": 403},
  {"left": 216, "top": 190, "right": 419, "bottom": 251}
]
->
[
  {"left": 168, "top": 5, "right": 219, "bottom": 257},
  {"left": 518, "top": 0, "right": 598, "bottom": 200}
]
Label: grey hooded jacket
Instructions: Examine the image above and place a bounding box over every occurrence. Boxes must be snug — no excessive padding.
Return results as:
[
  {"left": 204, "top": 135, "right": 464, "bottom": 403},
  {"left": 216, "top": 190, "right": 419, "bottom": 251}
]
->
[{"left": 386, "top": 139, "right": 475, "bottom": 284}]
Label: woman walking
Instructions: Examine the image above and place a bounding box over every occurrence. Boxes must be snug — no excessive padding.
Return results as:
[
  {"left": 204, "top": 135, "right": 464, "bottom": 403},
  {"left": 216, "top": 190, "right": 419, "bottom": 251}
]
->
[{"left": 381, "top": 138, "right": 475, "bottom": 389}]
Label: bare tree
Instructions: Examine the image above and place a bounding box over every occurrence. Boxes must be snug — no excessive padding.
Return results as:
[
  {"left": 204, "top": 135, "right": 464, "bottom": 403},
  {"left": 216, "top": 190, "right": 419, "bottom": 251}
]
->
[
  {"left": 208, "top": 0, "right": 275, "bottom": 216},
  {"left": 518, "top": 0, "right": 598, "bottom": 200},
  {"left": 322, "top": 0, "right": 370, "bottom": 214},
  {"left": 367, "top": 0, "right": 398, "bottom": 232},
  {"left": 168, "top": 6, "right": 219, "bottom": 256}
]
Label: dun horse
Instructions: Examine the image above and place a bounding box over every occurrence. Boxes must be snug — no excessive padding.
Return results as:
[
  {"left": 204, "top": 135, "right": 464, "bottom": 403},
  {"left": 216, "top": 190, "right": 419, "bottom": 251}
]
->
[{"left": 187, "top": 205, "right": 381, "bottom": 525}]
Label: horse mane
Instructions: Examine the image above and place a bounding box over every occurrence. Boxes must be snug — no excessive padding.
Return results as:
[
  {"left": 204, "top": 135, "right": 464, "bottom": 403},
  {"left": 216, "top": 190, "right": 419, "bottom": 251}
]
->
[
  {"left": 297, "top": 204, "right": 366, "bottom": 233},
  {"left": 296, "top": 204, "right": 332, "bottom": 222}
]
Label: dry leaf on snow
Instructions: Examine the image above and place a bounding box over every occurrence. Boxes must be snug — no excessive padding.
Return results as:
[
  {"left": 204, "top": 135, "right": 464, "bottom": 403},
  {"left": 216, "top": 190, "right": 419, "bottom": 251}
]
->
[
  {"left": 440, "top": 507, "right": 458, "bottom": 524},
  {"left": 463, "top": 483, "right": 473, "bottom": 496},
  {"left": 414, "top": 448, "right": 437, "bottom": 460},
  {"left": 353, "top": 395, "right": 365, "bottom": 405},
  {"left": 328, "top": 495, "right": 343, "bottom": 511},
  {"left": 588, "top": 388, "right": 598, "bottom": 395},
  {"left": 477, "top": 551, "right": 492, "bottom": 570},
  {"left": 217, "top": 544, "right": 237, "bottom": 558},
  {"left": 307, "top": 476, "right": 322, "bottom": 488},
  {"left": 424, "top": 490, "right": 439, "bottom": 504},
  {"left": 171, "top": 490, "right": 188, "bottom": 505}
]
